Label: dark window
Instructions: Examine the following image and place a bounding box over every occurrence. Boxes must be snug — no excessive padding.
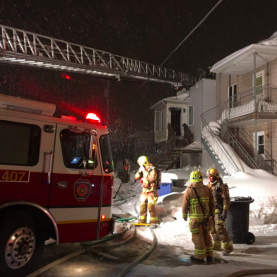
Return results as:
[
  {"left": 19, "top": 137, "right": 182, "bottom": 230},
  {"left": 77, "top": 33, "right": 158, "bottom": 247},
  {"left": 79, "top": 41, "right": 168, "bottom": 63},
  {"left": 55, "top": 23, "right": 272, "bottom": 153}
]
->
[
  {"left": 0, "top": 120, "right": 41, "bottom": 166},
  {"left": 100, "top": 135, "right": 114, "bottom": 173},
  {"left": 258, "top": 135, "right": 264, "bottom": 155},
  {"left": 228, "top": 84, "right": 237, "bottom": 108},
  {"left": 60, "top": 129, "right": 97, "bottom": 169},
  {"left": 189, "top": 106, "right": 194, "bottom": 126}
]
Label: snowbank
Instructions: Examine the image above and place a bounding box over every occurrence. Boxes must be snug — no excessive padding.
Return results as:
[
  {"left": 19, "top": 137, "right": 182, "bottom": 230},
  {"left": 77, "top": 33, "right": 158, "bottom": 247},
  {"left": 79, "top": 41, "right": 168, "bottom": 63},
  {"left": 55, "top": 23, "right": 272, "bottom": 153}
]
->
[{"left": 112, "top": 164, "right": 277, "bottom": 249}]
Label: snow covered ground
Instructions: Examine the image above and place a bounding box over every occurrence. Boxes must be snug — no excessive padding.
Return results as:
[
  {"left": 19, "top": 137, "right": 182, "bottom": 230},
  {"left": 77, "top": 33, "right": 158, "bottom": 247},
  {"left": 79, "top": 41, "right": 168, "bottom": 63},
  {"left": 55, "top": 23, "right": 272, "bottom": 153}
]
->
[{"left": 112, "top": 165, "right": 277, "bottom": 248}]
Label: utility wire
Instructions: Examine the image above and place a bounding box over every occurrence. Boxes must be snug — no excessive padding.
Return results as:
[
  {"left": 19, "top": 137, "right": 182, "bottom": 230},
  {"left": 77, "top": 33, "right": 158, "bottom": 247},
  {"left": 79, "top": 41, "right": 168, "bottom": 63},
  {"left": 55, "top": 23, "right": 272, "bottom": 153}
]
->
[{"left": 137, "top": 0, "right": 223, "bottom": 90}]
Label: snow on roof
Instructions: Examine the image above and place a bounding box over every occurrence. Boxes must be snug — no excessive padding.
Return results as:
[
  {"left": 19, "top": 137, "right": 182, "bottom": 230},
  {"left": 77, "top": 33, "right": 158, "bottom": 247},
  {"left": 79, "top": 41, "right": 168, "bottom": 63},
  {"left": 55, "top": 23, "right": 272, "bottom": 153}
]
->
[
  {"left": 183, "top": 141, "right": 203, "bottom": 150},
  {"left": 211, "top": 44, "right": 277, "bottom": 74}
]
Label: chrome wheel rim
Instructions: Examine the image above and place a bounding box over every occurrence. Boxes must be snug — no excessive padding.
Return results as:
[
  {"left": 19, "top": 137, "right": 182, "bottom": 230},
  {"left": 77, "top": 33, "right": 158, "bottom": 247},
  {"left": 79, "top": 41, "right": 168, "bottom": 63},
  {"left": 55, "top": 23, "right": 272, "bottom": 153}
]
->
[{"left": 5, "top": 227, "right": 35, "bottom": 269}]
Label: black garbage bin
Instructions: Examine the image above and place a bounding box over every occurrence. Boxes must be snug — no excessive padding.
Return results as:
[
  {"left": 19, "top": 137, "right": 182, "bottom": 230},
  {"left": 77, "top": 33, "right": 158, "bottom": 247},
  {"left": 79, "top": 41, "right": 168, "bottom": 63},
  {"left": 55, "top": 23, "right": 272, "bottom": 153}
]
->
[{"left": 226, "top": 196, "right": 255, "bottom": 245}]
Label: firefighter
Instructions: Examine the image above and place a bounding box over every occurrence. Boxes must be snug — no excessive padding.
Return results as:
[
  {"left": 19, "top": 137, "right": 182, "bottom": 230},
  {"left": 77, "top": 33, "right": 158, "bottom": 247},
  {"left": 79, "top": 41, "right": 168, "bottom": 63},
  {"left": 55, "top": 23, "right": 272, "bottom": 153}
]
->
[
  {"left": 182, "top": 170, "right": 215, "bottom": 263},
  {"left": 206, "top": 168, "right": 234, "bottom": 255},
  {"left": 135, "top": 156, "right": 158, "bottom": 225}
]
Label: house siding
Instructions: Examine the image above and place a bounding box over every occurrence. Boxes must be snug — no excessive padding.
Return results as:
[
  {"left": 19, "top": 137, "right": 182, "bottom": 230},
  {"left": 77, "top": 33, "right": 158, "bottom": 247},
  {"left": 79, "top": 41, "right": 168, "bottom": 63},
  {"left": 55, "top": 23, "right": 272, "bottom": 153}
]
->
[
  {"left": 215, "top": 57, "right": 277, "bottom": 173},
  {"left": 154, "top": 106, "right": 167, "bottom": 142},
  {"left": 244, "top": 120, "right": 277, "bottom": 162}
]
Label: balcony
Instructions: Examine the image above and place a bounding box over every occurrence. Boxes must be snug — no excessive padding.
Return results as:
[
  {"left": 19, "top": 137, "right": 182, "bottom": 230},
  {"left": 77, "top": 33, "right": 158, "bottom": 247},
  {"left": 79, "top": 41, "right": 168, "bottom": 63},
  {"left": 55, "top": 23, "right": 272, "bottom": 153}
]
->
[{"left": 220, "top": 86, "right": 277, "bottom": 127}]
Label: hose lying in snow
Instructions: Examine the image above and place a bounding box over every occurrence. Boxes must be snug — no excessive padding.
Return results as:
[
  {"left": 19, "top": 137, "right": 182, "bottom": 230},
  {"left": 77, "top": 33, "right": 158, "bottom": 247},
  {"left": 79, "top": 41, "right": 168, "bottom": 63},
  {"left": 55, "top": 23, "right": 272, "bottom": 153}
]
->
[
  {"left": 116, "top": 227, "right": 158, "bottom": 277},
  {"left": 26, "top": 228, "right": 128, "bottom": 277}
]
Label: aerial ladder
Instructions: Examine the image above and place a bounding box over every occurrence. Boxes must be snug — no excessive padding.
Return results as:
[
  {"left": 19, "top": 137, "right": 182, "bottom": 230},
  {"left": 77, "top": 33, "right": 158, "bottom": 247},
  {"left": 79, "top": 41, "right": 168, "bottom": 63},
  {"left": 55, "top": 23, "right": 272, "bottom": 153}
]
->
[{"left": 0, "top": 24, "right": 194, "bottom": 87}]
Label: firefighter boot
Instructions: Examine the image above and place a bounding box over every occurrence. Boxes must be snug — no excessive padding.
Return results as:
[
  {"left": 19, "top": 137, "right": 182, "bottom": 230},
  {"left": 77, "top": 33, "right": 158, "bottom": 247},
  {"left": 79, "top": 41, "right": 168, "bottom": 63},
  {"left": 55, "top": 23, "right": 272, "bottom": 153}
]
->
[
  {"left": 190, "top": 255, "right": 204, "bottom": 263},
  {"left": 206, "top": 256, "right": 213, "bottom": 263},
  {"left": 139, "top": 196, "right": 148, "bottom": 223}
]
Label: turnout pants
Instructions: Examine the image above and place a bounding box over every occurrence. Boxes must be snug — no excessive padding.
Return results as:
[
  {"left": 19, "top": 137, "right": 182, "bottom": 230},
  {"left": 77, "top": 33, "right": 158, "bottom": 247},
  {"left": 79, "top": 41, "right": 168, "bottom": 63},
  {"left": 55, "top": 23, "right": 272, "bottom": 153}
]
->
[
  {"left": 211, "top": 214, "right": 233, "bottom": 252},
  {"left": 189, "top": 218, "right": 213, "bottom": 259},
  {"left": 139, "top": 191, "right": 158, "bottom": 224}
]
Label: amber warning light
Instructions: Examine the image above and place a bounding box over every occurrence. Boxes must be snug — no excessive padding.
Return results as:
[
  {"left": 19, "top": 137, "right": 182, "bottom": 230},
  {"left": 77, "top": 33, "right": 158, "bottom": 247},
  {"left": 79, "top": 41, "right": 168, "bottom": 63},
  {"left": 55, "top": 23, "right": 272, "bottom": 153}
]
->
[
  {"left": 86, "top": 113, "right": 101, "bottom": 123},
  {"left": 101, "top": 215, "right": 106, "bottom": 219}
]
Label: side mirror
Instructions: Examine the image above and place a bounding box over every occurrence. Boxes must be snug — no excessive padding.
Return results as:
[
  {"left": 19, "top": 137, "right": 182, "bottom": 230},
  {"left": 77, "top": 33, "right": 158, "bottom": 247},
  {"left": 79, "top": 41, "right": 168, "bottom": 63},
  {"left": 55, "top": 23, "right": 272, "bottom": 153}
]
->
[{"left": 117, "top": 159, "right": 130, "bottom": 183}]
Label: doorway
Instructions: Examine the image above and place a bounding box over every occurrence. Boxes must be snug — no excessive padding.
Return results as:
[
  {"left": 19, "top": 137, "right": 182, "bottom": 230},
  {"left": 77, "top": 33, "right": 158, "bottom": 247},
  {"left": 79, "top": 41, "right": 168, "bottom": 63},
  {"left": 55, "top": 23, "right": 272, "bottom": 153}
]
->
[{"left": 170, "top": 108, "right": 181, "bottom": 136}]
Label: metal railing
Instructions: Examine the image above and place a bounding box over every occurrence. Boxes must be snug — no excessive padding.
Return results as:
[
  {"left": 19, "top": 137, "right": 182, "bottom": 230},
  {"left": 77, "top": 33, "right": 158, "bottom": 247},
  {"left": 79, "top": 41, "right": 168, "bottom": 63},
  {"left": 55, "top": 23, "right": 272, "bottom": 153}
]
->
[
  {"left": 149, "top": 124, "right": 177, "bottom": 167},
  {"left": 183, "top": 123, "right": 194, "bottom": 145},
  {"left": 238, "top": 128, "right": 277, "bottom": 173},
  {"left": 201, "top": 105, "right": 241, "bottom": 175},
  {"left": 221, "top": 123, "right": 259, "bottom": 170},
  {"left": 201, "top": 86, "right": 277, "bottom": 175},
  {"left": 0, "top": 24, "right": 194, "bottom": 85},
  {"left": 220, "top": 86, "right": 277, "bottom": 121}
]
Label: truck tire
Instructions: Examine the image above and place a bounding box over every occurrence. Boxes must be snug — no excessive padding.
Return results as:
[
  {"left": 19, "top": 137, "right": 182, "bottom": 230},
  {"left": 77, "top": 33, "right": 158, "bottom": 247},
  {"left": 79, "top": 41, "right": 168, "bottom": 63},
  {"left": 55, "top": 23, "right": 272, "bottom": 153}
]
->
[{"left": 0, "top": 211, "right": 45, "bottom": 277}]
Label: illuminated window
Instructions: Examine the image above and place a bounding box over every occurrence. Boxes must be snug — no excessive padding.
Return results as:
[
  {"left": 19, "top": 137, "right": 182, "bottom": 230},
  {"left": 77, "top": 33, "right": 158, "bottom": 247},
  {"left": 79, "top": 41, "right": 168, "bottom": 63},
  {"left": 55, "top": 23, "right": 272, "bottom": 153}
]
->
[
  {"left": 60, "top": 129, "right": 97, "bottom": 169},
  {"left": 253, "top": 70, "right": 264, "bottom": 96}
]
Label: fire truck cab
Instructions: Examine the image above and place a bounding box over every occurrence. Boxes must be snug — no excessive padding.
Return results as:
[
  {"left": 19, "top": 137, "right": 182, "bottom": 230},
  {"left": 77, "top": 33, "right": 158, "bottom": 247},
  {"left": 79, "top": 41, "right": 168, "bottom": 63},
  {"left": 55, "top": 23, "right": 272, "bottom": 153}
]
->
[{"left": 0, "top": 94, "right": 114, "bottom": 276}]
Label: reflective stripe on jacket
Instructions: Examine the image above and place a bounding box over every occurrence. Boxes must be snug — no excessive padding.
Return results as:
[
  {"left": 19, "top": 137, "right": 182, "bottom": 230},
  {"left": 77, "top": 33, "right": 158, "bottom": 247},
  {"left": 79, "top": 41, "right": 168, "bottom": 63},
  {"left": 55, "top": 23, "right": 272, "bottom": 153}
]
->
[
  {"left": 135, "top": 163, "right": 157, "bottom": 193},
  {"left": 207, "top": 178, "right": 230, "bottom": 212},
  {"left": 182, "top": 182, "right": 215, "bottom": 219}
]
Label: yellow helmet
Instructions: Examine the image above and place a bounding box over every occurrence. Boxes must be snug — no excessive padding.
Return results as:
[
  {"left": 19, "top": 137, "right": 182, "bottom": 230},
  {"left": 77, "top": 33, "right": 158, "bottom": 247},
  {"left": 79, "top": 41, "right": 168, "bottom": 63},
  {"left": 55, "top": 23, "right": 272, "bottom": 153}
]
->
[
  {"left": 206, "top": 168, "right": 219, "bottom": 178},
  {"left": 190, "top": 170, "right": 203, "bottom": 183},
  {"left": 137, "top": 156, "right": 148, "bottom": 166}
]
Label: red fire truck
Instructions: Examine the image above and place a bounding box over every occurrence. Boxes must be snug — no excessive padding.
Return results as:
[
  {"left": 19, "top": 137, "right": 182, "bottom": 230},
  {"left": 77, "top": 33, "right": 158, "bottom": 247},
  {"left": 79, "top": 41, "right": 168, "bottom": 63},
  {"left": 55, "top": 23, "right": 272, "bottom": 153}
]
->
[{"left": 0, "top": 94, "right": 115, "bottom": 276}]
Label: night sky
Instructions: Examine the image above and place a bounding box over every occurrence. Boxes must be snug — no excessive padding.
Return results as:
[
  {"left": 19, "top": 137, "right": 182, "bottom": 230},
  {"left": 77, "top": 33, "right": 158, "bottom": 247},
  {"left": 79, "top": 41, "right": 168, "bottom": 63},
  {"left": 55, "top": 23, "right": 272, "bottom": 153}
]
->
[
  {"left": 1, "top": 0, "right": 277, "bottom": 73},
  {"left": 1, "top": 0, "right": 277, "bottom": 161}
]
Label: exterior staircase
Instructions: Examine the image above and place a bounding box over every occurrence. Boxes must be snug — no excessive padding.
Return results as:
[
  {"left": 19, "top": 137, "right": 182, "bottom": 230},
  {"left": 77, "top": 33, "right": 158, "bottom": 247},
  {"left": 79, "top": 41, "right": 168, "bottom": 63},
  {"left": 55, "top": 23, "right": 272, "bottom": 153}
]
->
[
  {"left": 149, "top": 123, "right": 194, "bottom": 171},
  {"left": 200, "top": 90, "right": 277, "bottom": 176},
  {"left": 232, "top": 127, "right": 277, "bottom": 174},
  {"left": 201, "top": 135, "right": 229, "bottom": 176}
]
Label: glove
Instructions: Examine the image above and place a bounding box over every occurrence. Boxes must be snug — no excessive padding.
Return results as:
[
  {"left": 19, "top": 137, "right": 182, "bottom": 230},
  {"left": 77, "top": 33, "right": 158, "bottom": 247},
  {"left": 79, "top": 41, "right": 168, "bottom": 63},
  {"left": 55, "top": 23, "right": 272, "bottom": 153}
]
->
[
  {"left": 183, "top": 213, "right": 187, "bottom": 221},
  {"left": 220, "top": 210, "right": 228, "bottom": 220}
]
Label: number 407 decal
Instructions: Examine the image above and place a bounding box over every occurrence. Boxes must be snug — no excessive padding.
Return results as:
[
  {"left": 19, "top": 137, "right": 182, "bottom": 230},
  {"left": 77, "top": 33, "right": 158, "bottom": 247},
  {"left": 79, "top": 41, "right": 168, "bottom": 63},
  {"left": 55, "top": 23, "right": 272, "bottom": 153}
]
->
[{"left": 0, "top": 170, "right": 30, "bottom": 182}]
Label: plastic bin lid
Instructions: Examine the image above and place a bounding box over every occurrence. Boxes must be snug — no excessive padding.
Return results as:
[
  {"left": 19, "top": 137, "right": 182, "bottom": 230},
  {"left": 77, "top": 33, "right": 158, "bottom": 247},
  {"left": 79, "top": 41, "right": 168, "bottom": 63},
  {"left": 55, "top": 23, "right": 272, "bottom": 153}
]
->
[{"left": 231, "top": 196, "right": 254, "bottom": 203}]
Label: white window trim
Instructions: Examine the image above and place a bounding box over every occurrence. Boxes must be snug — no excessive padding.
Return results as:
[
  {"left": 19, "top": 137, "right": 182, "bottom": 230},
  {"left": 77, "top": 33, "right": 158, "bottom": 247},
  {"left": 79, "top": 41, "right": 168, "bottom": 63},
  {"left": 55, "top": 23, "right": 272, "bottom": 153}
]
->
[
  {"left": 228, "top": 83, "right": 237, "bottom": 108},
  {"left": 253, "top": 131, "right": 265, "bottom": 157},
  {"left": 154, "top": 109, "right": 164, "bottom": 132},
  {"left": 188, "top": 105, "right": 194, "bottom": 126},
  {"left": 253, "top": 70, "right": 265, "bottom": 95}
]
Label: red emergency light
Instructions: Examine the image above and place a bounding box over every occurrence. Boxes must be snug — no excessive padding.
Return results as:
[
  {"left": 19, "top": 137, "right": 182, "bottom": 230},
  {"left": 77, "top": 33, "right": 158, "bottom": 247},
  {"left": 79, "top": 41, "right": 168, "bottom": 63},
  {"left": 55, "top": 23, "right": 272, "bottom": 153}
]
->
[
  {"left": 61, "top": 74, "right": 71, "bottom": 80},
  {"left": 101, "top": 215, "right": 106, "bottom": 219},
  {"left": 86, "top": 113, "right": 101, "bottom": 123}
]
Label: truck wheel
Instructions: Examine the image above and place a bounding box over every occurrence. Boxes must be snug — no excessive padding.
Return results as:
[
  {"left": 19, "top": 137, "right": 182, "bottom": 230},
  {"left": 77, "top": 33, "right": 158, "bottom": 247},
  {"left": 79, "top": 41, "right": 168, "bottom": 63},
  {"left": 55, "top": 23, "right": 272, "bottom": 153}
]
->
[{"left": 0, "top": 211, "right": 45, "bottom": 277}]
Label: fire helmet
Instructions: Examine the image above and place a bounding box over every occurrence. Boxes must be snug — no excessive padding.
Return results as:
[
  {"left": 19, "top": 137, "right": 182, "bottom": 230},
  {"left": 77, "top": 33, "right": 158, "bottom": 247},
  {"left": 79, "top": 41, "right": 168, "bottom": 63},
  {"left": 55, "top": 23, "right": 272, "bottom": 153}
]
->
[
  {"left": 190, "top": 170, "right": 203, "bottom": 183},
  {"left": 137, "top": 156, "right": 148, "bottom": 166},
  {"left": 206, "top": 168, "right": 219, "bottom": 178}
]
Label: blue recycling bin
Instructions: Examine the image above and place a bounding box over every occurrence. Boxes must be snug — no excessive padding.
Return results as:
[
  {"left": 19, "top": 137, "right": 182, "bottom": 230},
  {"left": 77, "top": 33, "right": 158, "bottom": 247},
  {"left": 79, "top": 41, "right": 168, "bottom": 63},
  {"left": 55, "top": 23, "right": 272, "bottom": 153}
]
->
[{"left": 158, "top": 183, "right": 173, "bottom": 196}]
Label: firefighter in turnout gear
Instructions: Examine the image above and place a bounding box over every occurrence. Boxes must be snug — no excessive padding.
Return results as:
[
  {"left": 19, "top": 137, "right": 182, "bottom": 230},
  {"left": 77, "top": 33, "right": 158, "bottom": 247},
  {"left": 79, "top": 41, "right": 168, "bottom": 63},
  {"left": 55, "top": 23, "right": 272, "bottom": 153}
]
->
[
  {"left": 207, "top": 168, "right": 234, "bottom": 255},
  {"left": 182, "top": 170, "right": 215, "bottom": 263},
  {"left": 135, "top": 156, "right": 158, "bottom": 225}
]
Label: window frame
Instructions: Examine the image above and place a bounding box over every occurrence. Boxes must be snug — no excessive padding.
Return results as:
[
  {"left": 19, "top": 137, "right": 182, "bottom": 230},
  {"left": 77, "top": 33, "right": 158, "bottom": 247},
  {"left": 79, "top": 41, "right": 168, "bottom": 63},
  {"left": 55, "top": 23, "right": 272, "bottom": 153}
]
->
[
  {"left": 0, "top": 120, "right": 41, "bottom": 166},
  {"left": 253, "top": 70, "right": 265, "bottom": 96},
  {"left": 188, "top": 105, "right": 194, "bottom": 126},
  {"left": 253, "top": 131, "right": 265, "bottom": 157},
  {"left": 228, "top": 83, "right": 237, "bottom": 108},
  {"left": 59, "top": 129, "right": 97, "bottom": 169},
  {"left": 154, "top": 109, "right": 164, "bottom": 132},
  {"left": 99, "top": 134, "right": 114, "bottom": 174}
]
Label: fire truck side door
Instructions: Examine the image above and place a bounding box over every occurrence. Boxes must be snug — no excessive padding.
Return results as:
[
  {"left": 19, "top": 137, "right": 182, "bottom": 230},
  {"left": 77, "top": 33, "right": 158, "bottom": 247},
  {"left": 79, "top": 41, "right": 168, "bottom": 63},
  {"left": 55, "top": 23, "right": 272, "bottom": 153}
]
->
[
  {"left": 0, "top": 116, "right": 56, "bottom": 206},
  {"left": 49, "top": 124, "right": 101, "bottom": 243}
]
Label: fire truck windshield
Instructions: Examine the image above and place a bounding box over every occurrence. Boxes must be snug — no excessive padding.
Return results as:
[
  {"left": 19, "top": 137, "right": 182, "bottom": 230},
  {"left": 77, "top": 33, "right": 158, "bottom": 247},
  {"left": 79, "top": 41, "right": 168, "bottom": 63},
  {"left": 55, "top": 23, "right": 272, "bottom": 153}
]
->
[{"left": 60, "top": 129, "right": 97, "bottom": 169}]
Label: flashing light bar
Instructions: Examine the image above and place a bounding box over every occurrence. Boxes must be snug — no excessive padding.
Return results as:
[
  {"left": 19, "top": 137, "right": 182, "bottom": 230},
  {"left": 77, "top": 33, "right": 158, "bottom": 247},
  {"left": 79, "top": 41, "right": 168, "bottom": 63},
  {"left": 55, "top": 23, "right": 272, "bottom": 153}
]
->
[{"left": 86, "top": 113, "right": 101, "bottom": 123}]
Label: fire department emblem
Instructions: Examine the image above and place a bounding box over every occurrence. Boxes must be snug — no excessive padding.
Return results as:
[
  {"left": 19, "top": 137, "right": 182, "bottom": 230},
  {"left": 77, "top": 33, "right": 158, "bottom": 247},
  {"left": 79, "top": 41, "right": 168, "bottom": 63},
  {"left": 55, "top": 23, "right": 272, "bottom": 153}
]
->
[{"left": 74, "top": 179, "right": 91, "bottom": 201}]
